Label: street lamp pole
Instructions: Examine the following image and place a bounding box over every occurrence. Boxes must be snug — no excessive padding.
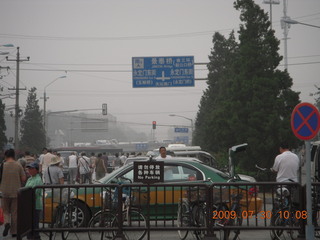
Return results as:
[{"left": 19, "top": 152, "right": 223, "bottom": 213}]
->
[
  {"left": 169, "top": 114, "right": 194, "bottom": 145},
  {"left": 43, "top": 75, "right": 66, "bottom": 146}
]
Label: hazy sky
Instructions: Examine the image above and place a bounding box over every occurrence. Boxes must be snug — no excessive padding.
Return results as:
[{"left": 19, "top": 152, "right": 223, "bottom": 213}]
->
[{"left": 0, "top": 0, "right": 319, "bottom": 141}]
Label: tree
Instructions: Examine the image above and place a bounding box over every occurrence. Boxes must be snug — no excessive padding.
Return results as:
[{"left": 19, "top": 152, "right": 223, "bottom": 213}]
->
[
  {"left": 0, "top": 99, "right": 7, "bottom": 149},
  {"left": 20, "top": 87, "right": 45, "bottom": 154},
  {"left": 312, "top": 85, "right": 320, "bottom": 110},
  {"left": 194, "top": 0, "right": 300, "bottom": 171}
]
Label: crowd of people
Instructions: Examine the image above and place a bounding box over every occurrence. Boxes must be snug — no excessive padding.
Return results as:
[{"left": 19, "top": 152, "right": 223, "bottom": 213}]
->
[
  {"left": 0, "top": 147, "right": 129, "bottom": 238},
  {"left": 0, "top": 143, "right": 300, "bottom": 238}
]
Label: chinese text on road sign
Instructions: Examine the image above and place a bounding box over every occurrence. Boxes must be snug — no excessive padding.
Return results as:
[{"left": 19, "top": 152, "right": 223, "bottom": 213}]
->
[{"left": 132, "top": 56, "right": 194, "bottom": 88}]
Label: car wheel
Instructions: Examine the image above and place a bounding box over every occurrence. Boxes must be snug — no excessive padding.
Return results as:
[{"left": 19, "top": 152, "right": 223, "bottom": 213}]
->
[{"left": 66, "top": 200, "right": 91, "bottom": 227}]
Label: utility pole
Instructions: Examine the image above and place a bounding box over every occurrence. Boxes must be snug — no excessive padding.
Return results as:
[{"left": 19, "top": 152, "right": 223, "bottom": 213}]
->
[
  {"left": 7, "top": 47, "right": 29, "bottom": 151},
  {"left": 281, "top": 0, "right": 290, "bottom": 70}
]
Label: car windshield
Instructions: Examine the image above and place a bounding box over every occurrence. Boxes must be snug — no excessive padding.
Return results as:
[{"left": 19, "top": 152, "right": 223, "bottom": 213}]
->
[
  {"left": 125, "top": 157, "right": 149, "bottom": 165},
  {"left": 97, "top": 166, "right": 125, "bottom": 183},
  {"left": 200, "top": 164, "right": 230, "bottom": 181}
]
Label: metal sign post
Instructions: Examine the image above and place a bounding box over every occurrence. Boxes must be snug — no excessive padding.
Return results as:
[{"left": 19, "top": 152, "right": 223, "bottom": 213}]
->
[{"left": 291, "top": 102, "right": 320, "bottom": 239}]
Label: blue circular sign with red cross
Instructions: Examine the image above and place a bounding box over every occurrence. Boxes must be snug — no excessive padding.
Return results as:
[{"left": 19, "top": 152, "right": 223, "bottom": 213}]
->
[{"left": 291, "top": 102, "right": 320, "bottom": 140}]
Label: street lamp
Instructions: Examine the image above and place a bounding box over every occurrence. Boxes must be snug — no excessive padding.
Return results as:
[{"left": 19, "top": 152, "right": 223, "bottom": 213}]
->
[
  {"left": 43, "top": 75, "right": 66, "bottom": 145},
  {"left": 169, "top": 114, "right": 194, "bottom": 145},
  {"left": 283, "top": 18, "right": 320, "bottom": 29},
  {"left": 262, "top": 0, "right": 280, "bottom": 29},
  {"left": 0, "top": 44, "right": 14, "bottom": 47},
  {"left": 0, "top": 44, "right": 14, "bottom": 55}
]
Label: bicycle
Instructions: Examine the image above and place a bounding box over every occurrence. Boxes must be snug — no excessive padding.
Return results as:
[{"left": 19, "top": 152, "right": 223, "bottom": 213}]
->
[
  {"left": 49, "top": 188, "right": 78, "bottom": 240},
  {"left": 177, "top": 197, "right": 207, "bottom": 240},
  {"left": 216, "top": 193, "right": 243, "bottom": 240},
  {"left": 312, "top": 184, "right": 320, "bottom": 238},
  {"left": 254, "top": 165, "right": 301, "bottom": 240},
  {"left": 88, "top": 179, "right": 147, "bottom": 240},
  {"left": 269, "top": 185, "right": 303, "bottom": 240},
  {"left": 176, "top": 183, "right": 243, "bottom": 240}
]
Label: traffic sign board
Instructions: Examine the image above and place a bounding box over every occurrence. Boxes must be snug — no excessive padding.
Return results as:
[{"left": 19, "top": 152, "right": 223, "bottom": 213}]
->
[
  {"left": 174, "top": 127, "right": 189, "bottom": 133},
  {"left": 174, "top": 136, "right": 189, "bottom": 144},
  {"left": 135, "top": 143, "right": 148, "bottom": 151},
  {"left": 132, "top": 56, "right": 194, "bottom": 88},
  {"left": 291, "top": 102, "right": 320, "bottom": 140}
]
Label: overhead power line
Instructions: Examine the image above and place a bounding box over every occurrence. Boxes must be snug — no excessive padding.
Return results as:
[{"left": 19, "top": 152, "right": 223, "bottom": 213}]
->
[{"left": 7, "top": 60, "right": 320, "bottom": 73}]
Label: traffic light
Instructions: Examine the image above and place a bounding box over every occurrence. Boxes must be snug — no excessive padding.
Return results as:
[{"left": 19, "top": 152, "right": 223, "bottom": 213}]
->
[
  {"left": 152, "top": 121, "right": 156, "bottom": 129},
  {"left": 102, "top": 103, "right": 107, "bottom": 115}
]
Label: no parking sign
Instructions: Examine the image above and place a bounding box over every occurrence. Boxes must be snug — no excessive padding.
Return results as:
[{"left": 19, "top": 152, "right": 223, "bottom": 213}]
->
[
  {"left": 291, "top": 102, "right": 320, "bottom": 239},
  {"left": 291, "top": 102, "right": 320, "bottom": 140}
]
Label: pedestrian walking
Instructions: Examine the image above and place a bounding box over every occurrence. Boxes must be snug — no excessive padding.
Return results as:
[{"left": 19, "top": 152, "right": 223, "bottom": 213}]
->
[
  {"left": 68, "top": 152, "right": 78, "bottom": 184},
  {"left": 40, "top": 149, "right": 55, "bottom": 183},
  {"left": 78, "top": 152, "right": 91, "bottom": 184},
  {"left": 25, "top": 162, "right": 43, "bottom": 240},
  {"left": 90, "top": 153, "right": 97, "bottom": 181},
  {"left": 95, "top": 153, "right": 107, "bottom": 180},
  {"left": 0, "top": 149, "right": 26, "bottom": 237},
  {"left": 24, "top": 151, "right": 35, "bottom": 163},
  {"left": 44, "top": 156, "right": 64, "bottom": 185}
]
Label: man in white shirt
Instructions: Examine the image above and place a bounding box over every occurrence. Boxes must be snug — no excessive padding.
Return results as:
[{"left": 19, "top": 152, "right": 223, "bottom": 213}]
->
[
  {"left": 78, "top": 152, "right": 91, "bottom": 184},
  {"left": 38, "top": 148, "right": 47, "bottom": 174},
  {"left": 40, "top": 149, "right": 55, "bottom": 182},
  {"left": 271, "top": 142, "right": 300, "bottom": 183},
  {"left": 155, "top": 147, "right": 172, "bottom": 160},
  {"left": 68, "top": 152, "right": 78, "bottom": 184}
]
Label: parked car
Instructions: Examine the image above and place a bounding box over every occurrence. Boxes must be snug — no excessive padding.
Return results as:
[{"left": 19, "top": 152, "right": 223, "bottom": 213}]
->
[{"left": 43, "top": 157, "right": 262, "bottom": 226}]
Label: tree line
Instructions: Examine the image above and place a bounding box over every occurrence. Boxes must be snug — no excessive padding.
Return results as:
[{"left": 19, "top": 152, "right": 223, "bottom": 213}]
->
[{"left": 193, "top": 0, "right": 319, "bottom": 174}]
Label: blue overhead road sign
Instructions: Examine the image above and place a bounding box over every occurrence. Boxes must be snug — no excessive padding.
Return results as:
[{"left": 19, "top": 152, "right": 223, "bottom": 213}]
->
[
  {"left": 132, "top": 56, "right": 194, "bottom": 88},
  {"left": 174, "top": 127, "right": 189, "bottom": 133}
]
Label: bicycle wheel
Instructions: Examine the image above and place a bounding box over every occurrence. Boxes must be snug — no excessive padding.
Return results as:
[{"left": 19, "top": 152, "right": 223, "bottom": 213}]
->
[
  {"left": 193, "top": 203, "right": 207, "bottom": 240},
  {"left": 88, "top": 211, "right": 117, "bottom": 240},
  {"left": 313, "top": 207, "right": 320, "bottom": 238},
  {"left": 222, "top": 209, "right": 242, "bottom": 240},
  {"left": 52, "top": 206, "right": 64, "bottom": 240},
  {"left": 288, "top": 208, "right": 302, "bottom": 240},
  {"left": 177, "top": 201, "right": 190, "bottom": 240},
  {"left": 121, "top": 209, "right": 147, "bottom": 240},
  {"left": 214, "top": 204, "right": 231, "bottom": 240},
  {"left": 61, "top": 206, "right": 71, "bottom": 240},
  {"left": 270, "top": 212, "right": 290, "bottom": 240}
]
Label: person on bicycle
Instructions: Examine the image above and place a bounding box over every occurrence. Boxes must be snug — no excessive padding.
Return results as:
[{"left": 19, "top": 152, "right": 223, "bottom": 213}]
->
[{"left": 271, "top": 142, "right": 299, "bottom": 183}]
